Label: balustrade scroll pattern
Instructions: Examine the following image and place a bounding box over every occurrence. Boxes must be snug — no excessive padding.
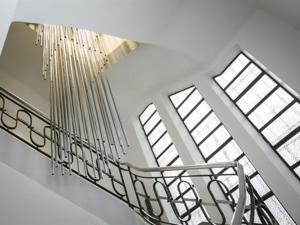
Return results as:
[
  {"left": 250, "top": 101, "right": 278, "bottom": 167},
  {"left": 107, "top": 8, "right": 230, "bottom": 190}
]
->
[{"left": 0, "top": 86, "right": 279, "bottom": 225}]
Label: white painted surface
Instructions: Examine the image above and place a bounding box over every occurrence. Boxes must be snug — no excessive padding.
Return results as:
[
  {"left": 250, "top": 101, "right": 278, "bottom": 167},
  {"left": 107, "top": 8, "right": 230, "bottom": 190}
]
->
[
  {"left": 0, "top": 0, "right": 18, "bottom": 54},
  {"left": 0, "top": 1, "right": 299, "bottom": 224},
  {"left": 106, "top": 10, "right": 300, "bottom": 224},
  {"left": 12, "top": 0, "right": 256, "bottom": 65},
  {"left": 0, "top": 129, "right": 138, "bottom": 225},
  {"left": 257, "top": 0, "right": 300, "bottom": 29},
  {"left": 0, "top": 161, "right": 108, "bottom": 225}
]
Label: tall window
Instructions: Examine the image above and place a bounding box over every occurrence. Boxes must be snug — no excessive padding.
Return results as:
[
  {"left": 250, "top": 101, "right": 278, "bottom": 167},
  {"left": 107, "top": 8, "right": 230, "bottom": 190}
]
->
[
  {"left": 169, "top": 86, "right": 295, "bottom": 225},
  {"left": 139, "top": 103, "right": 205, "bottom": 224},
  {"left": 213, "top": 52, "right": 300, "bottom": 180}
]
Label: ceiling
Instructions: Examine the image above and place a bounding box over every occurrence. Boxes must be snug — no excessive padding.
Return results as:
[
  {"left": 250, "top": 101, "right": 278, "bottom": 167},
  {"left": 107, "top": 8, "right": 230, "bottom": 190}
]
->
[
  {"left": 1, "top": 0, "right": 299, "bottom": 117},
  {"left": 257, "top": 0, "right": 300, "bottom": 29}
]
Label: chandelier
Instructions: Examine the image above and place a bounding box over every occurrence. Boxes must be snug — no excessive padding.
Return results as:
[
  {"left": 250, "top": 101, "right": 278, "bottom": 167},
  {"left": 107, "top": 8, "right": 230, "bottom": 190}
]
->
[{"left": 33, "top": 24, "right": 137, "bottom": 178}]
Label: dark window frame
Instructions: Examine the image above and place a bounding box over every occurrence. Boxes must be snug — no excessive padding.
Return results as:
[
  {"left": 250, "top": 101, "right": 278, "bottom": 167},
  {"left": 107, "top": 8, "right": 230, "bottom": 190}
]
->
[
  {"left": 139, "top": 103, "right": 204, "bottom": 222},
  {"left": 213, "top": 52, "right": 300, "bottom": 180},
  {"left": 169, "top": 85, "right": 296, "bottom": 225}
]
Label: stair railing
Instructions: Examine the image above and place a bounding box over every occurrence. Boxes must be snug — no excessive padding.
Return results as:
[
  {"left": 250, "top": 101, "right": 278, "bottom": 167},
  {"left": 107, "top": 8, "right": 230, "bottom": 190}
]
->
[{"left": 0, "top": 86, "right": 278, "bottom": 225}]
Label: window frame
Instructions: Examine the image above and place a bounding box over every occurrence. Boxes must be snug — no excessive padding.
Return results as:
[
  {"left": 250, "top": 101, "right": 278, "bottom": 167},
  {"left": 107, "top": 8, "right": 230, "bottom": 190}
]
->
[
  {"left": 139, "top": 103, "right": 205, "bottom": 223},
  {"left": 169, "top": 85, "right": 296, "bottom": 225},
  {"left": 213, "top": 52, "right": 300, "bottom": 181}
]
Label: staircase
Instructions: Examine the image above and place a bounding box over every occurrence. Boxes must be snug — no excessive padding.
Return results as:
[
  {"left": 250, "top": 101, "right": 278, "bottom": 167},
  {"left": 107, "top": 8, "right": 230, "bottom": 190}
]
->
[{"left": 0, "top": 86, "right": 278, "bottom": 225}]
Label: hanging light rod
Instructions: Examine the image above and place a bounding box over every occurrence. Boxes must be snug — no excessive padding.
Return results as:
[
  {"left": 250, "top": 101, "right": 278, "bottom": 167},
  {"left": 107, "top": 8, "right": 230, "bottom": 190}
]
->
[{"left": 32, "top": 23, "right": 137, "bottom": 179}]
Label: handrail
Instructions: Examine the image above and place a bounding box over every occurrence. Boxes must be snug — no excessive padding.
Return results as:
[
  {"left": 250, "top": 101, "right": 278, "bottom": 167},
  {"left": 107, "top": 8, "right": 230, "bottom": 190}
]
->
[
  {"left": 121, "top": 161, "right": 246, "bottom": 225},
  {"left": 0, "top": 87, "right": 49, "bottom": 121},
  {"left": 0, "top": 86, "right": 278, "bottom": 225},
  {"left": 120, "top": 161, "right": 237, "bottom": 172}
]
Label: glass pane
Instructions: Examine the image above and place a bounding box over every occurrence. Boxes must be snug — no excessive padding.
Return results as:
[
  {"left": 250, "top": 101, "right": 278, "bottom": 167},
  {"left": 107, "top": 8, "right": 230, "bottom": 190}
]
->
[
  {"left": 199, "top": 126, "right": 231, "bottom": 158},
  {"left": 250, "top": 174, "right": 270, "bottom": 197},
  {"left": 191, "top": 113, "right": 220, "bottom": 144},
  {"left": 238, "top": 156, "right": 256, "bottom": 176},
  {"left": 248, "top": 88, "right": 293, "bottom": 129},
  {"left": 140, "top": 104, "right": 156, "bottom": 124},
  {"left": 157, "top": 145, "right": 178, "bottom": 165},
  {"left": 152, "top": 133, "right": 172, "bottom": 155},
  {"left": 218, "top": 174, "right": 238, "bottom": 190},
  {"left": 215, "top": 54, "right": 250, "bottom": 88},
  {"left": 178, "top": 91, "right": 202, "bottom": 118},
  {"left": 148, "top": 122, "right": 166, "bottom": 144},
  {"left": 295, "top": 166, "right": 300, "bottom": 176},
  {"left": 188, "top": 208, "right": 207, "bottom": 225},
  {"left": 231, "top": 188, "right": 251, "bottom": 206},
  {"left": 262, "top": 102, "right": 300, "bottom": 145},
  {"left": 164, "top": 170, "right": 183, "bottom": 184},
  {"left": 163, "top": 159, "right": 184, "bottom": 183},
  {"left": 169, "top": 178, "right": 189, "bottom": 198},
  {"left": 244, "top": 210, "right": 262, "bottom": 224},
  {"left": 184, "top": 101, "right": 211, "bottom": 130},
  {"left": 237, "top": 75, "right": 277, "bottom": 114},
  {"left": 265, "top": 196, "right": 296, "bottom": 225},
  {"left": 208, "top": 140, "right": 242, "bottom": 173},
  {"left": 277, "top": 132, "right": 300, "bottom": 166},
  {"left": 170, "top": 86, "right": 195, "bottom": 108},
  {"left": 226, "top": 63, "right": 261, "bottom": 100},
  {"left": 144, "top": 112, "right": 160, "bottom": 134}
]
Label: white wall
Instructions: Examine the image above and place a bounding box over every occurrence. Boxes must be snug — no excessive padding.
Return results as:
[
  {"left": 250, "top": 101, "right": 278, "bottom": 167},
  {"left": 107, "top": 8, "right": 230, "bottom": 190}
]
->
[
  {"left": 138, "top": 10, "right": 300, "bottom": 223},
  {"left": 0, "top": 0, "right": 300, "bottom": 224},
  {"left": 0, "top": 0, "right": 18, "bottom": 54},
  {"left": 0, "top": 159, "right": 109, "bottom": 225},
  {"left": 0, "top": 129, "right": 139, "bottom": 225},
  {"left": 105, "top": 8, "right": 300, "bottom": 224}
]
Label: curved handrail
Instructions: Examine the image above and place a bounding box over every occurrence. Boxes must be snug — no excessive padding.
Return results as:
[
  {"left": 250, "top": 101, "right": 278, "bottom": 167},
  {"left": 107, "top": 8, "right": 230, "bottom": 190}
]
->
[
  {"left": 0, "top": 86, "right": 279, "bottom": 225},
  {"left": 121, "top": 161, "right": 246, "bottom": 225}
]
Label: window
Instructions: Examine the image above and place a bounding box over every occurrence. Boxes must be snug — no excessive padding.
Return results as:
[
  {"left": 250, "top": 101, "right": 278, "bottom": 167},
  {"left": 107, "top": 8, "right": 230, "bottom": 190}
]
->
[
  {"left": 169, "top": 86, "right": 295, "bottom": 225},
  {"left": 214, "top": 52, "right": 300, "bottom": 180},
  {"left": 139, "top": 103, "right": 206, "bottom": 224}
]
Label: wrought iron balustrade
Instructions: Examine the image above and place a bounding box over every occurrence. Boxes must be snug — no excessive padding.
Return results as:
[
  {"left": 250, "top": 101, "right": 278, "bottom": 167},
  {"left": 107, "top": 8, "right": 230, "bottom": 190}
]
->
[{"left": 0, "top": 86, "right": 278, "bottom": 225}]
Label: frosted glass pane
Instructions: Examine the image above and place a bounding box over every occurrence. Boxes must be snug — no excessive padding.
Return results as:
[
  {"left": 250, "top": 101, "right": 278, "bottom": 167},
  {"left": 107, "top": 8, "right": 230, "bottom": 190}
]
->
[
  {"left": 144, "top": 112, "right": 160, "bottom": 134},
  {"left": 170, "top": 87, "right": 195, "bottom": 108},
  {"left": 157, "top": 145, "right": 178, "bottom": 165},
  {"left": 164, "top": 159, "right": 184, "bottom": 183},
  {"left": 227, "top": 63, "right": 261, "bottom": 100},
  {"left": 188, "top": 208, "right": 207, "bottom": 225},
  {"left": 237, "top": 75, "right": 277, "bottom": 113},
  {"left": 152, "top": 133, "right": 172, "bottom": 155},
  {"left": 140, "top": 104, "right": 156, "bottom": 124},
  {"left": 244, "top": 210, "right": 262, "bottom": 224},
  {"left": 295, "top": 166, "right": 300, "bottom": 176},
  {"left": 175, "top": 202, "right": 187, "bottom": 215},
  {"left": 215, "top": 54, "right": 250, "bottom": 88},
  {"left": 250, "top": 175, "right": 270, "bottom": 197},
  {"left": 218, "top": 174, "right": 238, "bottom": 190},
  {"left": 238, "top": 156, "right": 256, "bottom": 176},
  {"left": 184, "top": 101, "right": 211, "bottom": 130},
  {"left": 199, "top": 126, "right": 231, "bottom": 158},
  {"left": 208, "top": 140, "right": 242, "bottom": 173},
  {"left": 249, "top": 88, "right": 293, "bottom": 129},
  {"left": 148, "top": 122, "right": 166, "bottom": 144},
  {"left": 262, "top": 103, "right": 300, "bottom": 145},
  {"left": 231, "top": 189, "right": 251, "bottom": 206},
  {"left": 178, "top": 91, "right": 202, "bottom": 118},
  {"left": 191, "top": 113, "right": 220, "bottom": 144},
  {"left": 168, "top": 177, "right": 189, "bottom": 197},
  {"left": 265, "top": 196, "right": 296, "bottom": 225},
  {"left": 277, "top": 132, "right": 300, "bottom": 166},
  {"left": 164, "top": 170, "right": 183, "bottom": 184}
]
